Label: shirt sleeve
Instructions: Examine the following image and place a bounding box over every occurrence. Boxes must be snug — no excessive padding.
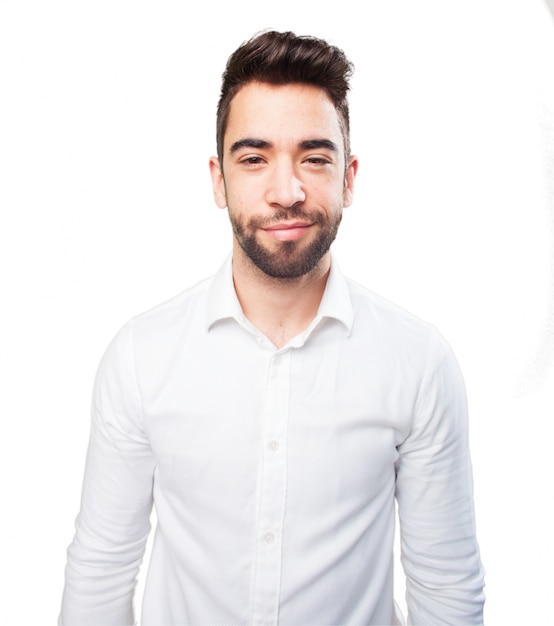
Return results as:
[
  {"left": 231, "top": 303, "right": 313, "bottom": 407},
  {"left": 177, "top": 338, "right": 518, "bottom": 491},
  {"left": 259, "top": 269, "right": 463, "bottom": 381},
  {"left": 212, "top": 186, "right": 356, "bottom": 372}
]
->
[
  {"left": 59, "top": 322, "right": 156, "bottom": 625},
  {"left": 395, "top": 331, "right": 485, "bottom": 625}
]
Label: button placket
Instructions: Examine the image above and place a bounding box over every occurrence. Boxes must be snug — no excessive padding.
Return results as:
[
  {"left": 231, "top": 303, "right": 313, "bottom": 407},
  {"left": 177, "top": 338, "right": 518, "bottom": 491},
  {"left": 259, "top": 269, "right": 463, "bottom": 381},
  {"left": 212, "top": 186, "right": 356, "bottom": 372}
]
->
[{"left": 251, "top": 350, "right": 291, "bottom": 625}]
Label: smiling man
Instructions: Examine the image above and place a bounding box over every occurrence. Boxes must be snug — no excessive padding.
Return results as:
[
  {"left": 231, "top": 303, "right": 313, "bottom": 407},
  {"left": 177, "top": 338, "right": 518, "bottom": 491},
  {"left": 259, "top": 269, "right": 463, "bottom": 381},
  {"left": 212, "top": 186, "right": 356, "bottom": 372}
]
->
[
  {"left": 60, "top": 31, "right": 485, "bottom": 626},
  {"left": 209, "top": 80, "right": 357, "bottom": 347},
  {"left": 212, "top": 82, "right": 354, "bottom": 285}
]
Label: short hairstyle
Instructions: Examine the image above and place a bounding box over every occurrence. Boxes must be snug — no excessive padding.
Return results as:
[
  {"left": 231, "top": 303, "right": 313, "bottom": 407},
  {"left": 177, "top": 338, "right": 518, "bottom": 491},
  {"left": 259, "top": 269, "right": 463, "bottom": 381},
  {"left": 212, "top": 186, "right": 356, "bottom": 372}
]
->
[{"left": 216, "top": 30, "right": 354, "bottom": 165}]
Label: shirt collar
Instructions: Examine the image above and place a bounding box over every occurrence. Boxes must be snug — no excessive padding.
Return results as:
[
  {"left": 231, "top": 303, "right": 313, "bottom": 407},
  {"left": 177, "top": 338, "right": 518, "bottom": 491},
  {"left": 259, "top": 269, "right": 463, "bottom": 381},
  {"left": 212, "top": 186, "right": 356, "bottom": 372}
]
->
[
  {"left": 205, "top": 254, "right": 244, "bottom": 331},
  {"left": 205, "top": 253, "right": 353, "bottom": 337},
  {"left": 316, "top": 254, "right": 354, "bottom": 336}
]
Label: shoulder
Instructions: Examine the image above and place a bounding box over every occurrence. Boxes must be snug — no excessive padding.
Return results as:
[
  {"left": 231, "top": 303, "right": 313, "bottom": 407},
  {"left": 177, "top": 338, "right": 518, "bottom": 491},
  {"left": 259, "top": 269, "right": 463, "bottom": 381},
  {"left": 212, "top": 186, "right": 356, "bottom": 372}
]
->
[
  {"left": 346, "top": 277, "right": 434, "bottom": 337},
  {"left": 100, "top": 273, "right": 215, "bottom": 368},
  {"left": 343, "top": 276, "right": 456, "bottom": 370},
  {"left": 130, "top": 274, "right": 213, "bottom": 331}
]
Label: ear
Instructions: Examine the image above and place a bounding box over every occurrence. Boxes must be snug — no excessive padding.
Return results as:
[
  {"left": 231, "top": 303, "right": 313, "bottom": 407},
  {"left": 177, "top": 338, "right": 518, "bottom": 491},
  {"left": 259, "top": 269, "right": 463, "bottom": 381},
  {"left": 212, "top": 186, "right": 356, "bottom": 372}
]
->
[
  {"left": 209, "top": 157, "right": 228, "bottom": 209},
  {"left": 342, "top": 155, "right": 359, "bottom": 208}
]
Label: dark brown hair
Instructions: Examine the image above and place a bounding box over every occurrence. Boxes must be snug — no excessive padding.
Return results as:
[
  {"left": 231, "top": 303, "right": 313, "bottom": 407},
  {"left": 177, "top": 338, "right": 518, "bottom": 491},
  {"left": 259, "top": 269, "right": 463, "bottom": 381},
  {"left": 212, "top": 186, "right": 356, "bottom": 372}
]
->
[{"left": 216, "top": 30, "right": 354, "bottom": 164}]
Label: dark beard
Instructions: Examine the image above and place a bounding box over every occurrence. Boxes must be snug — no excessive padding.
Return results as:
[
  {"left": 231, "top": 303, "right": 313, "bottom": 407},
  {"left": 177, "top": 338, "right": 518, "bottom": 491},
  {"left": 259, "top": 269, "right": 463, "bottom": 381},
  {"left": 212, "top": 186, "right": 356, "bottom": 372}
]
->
[{"left": 230, "top": 206, "right": 342, "bottom": 279}]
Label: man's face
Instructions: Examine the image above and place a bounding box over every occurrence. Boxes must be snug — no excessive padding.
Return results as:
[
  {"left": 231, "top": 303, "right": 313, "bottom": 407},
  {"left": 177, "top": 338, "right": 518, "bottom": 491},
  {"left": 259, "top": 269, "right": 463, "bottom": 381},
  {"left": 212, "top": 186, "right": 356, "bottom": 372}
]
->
[{"left": 210, "top": 81, "right": 357, "bottom": 279}]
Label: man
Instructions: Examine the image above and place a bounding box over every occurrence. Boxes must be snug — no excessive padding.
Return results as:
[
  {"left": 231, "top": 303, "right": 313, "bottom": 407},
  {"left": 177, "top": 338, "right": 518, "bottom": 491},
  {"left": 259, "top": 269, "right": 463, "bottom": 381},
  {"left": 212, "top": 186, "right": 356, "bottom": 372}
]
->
[{"left": 60, "top": 31, "right": 485, "bottom": 625}]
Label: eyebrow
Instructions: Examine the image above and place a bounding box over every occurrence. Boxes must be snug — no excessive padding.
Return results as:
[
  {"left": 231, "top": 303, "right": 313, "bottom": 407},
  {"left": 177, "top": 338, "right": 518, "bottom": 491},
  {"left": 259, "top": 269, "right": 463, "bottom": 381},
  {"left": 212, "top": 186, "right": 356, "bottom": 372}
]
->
[
  {"left": 229, "top": 138, "right": 272, "bottom": 154},
  {"left": 228, "top": 138, "right": 338, "bottom": 154},
  {"left": 299, "top": 139, "right": 338, "bottom": 152}
]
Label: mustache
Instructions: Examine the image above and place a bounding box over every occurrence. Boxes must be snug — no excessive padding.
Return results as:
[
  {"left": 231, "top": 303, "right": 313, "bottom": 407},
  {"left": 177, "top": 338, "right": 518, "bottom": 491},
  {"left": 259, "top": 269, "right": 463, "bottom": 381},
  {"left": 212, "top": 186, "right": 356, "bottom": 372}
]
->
[{"left": 247, "top": 205, "right": 326, "bottom": 229}]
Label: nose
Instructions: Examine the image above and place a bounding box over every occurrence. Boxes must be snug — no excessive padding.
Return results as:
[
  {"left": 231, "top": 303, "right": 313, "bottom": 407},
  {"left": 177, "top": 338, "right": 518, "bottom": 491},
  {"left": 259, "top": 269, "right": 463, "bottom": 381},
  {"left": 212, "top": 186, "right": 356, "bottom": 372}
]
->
[{"left": 265, "top": 160, "right": 306, "bottom": 209}]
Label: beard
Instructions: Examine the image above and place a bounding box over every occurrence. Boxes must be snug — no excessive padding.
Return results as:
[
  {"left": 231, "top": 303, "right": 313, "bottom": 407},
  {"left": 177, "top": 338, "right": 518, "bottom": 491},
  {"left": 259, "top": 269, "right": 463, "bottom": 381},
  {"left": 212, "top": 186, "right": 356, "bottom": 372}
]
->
[{"left": 229, "top": 205, "right": 342, "bottom": 279}]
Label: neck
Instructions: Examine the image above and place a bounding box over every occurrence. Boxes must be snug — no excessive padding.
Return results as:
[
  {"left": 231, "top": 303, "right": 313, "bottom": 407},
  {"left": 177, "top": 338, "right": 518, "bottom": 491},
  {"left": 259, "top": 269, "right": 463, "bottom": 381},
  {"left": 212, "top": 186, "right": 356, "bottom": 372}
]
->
[{"left": 232, "top": 246, "right": 331, "bottom": 349}]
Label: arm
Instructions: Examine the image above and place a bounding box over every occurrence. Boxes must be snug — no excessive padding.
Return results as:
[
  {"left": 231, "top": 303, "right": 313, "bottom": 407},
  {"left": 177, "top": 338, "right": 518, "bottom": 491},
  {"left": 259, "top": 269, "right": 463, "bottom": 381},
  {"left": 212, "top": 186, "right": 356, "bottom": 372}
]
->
[
  {"left": 60, "top": 323, "right": 156, "bottom": 625},
  {"left": 395, "top": 332, "right": 485, "bottom": 625}
]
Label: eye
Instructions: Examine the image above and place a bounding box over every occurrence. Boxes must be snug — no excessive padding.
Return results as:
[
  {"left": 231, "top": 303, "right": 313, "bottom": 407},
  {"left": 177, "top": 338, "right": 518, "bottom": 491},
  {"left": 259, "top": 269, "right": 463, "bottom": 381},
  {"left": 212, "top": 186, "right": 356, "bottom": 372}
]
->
[
  {"left": 303, "top": 154, "right": 333, "bottom": 165},
  {"left": 239, "top": 156, "right": 265, "bottom": 166}
]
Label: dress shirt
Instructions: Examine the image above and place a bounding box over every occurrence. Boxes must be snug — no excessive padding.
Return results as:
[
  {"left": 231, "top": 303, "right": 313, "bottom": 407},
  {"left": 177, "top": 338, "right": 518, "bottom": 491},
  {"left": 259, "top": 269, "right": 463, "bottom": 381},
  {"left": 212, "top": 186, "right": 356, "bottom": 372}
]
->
[{"left": 60, "top": 254, "right": 485, "bottom": 626}]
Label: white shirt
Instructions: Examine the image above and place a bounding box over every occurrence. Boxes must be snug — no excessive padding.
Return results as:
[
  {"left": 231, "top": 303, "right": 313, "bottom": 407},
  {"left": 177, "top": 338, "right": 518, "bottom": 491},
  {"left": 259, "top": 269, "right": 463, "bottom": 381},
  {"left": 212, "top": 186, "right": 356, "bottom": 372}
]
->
[{"left": 60, "top": 255, "right": 485, "bottom": 626}]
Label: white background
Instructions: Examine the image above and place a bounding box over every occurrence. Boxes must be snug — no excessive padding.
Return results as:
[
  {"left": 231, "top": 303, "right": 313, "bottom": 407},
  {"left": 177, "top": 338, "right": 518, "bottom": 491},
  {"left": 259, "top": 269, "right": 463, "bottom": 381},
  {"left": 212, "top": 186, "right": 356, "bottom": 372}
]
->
[{"left": 1, "top": 1, "right": 553, "bottom": 624}]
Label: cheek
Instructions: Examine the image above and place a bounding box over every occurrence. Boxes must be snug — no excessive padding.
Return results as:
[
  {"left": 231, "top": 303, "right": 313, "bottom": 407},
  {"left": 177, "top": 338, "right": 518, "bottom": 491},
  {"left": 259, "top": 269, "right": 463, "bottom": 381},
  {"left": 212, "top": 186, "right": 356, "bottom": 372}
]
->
[
  {"left": 227, "top": 181, "right": 263, "bottom": 213},
  {"left": 311, "top": 182, "right": 347, "bottom": 210}
]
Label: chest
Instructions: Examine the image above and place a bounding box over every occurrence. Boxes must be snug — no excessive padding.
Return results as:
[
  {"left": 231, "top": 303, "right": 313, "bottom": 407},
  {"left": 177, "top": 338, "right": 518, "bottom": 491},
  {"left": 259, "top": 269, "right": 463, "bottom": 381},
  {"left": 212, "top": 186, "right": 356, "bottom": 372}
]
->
[{"left": 136, "top": 326, "right": 418, "bottom": 508}]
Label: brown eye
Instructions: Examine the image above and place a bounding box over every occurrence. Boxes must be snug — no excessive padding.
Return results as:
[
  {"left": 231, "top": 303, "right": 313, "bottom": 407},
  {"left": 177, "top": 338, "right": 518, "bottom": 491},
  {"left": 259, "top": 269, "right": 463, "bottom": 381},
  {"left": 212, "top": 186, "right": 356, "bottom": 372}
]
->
[
  {"left": 240, "top": 156, "right": 265, "bottom": 166},
  {"left": 305, "top": 157, "right": 330, "bottom": 165}
]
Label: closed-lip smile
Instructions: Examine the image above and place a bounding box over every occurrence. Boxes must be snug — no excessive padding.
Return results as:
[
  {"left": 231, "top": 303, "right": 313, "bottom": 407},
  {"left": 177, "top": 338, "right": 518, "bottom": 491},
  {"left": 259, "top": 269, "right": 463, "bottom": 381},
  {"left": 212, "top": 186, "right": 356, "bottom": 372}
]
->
[{"left": 262, "top": 221, "right": 314, "bottom": 241}]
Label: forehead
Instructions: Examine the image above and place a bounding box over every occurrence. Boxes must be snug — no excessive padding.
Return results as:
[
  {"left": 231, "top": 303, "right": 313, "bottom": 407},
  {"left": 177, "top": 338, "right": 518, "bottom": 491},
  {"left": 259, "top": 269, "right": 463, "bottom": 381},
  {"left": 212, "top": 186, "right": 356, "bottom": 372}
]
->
[{"left": 224, "top": 82, "right": 343, "bottom": 149}]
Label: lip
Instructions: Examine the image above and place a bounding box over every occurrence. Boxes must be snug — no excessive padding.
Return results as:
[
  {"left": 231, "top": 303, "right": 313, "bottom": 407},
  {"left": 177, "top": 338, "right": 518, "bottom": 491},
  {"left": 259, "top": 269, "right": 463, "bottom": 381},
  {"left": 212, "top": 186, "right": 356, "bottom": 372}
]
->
[{"left": 261, "top": 221, "right": 313, "bottom": 242}]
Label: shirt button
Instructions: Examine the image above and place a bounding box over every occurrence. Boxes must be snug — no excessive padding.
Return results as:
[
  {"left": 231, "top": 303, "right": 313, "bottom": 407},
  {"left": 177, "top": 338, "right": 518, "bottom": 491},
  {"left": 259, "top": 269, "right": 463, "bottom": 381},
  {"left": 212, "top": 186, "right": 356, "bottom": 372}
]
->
[
  {"left": 264, "top": 532, "right": 275, "bottom": 544},
  {"left": 273, "top": 355, "right": 282, "bottom": 366},
  {"left": 268, "top": 440, "right": 279, "bottom": 452}
]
